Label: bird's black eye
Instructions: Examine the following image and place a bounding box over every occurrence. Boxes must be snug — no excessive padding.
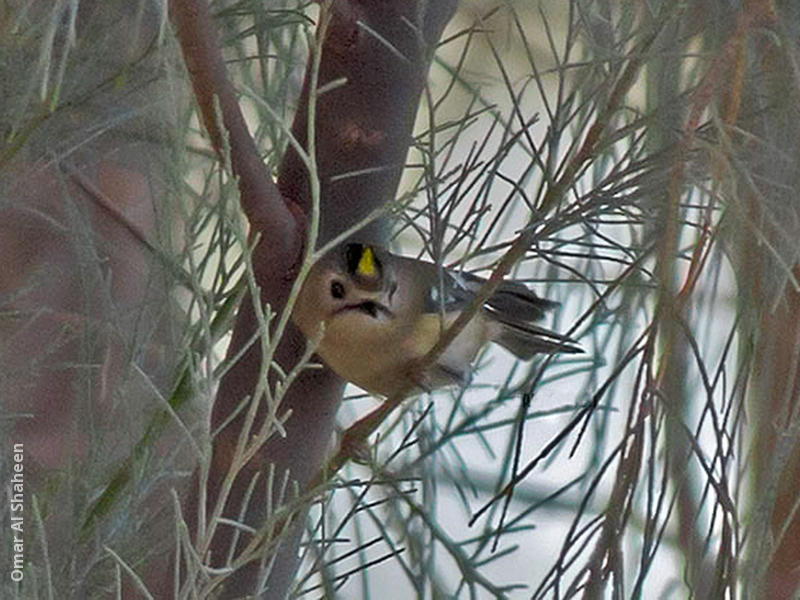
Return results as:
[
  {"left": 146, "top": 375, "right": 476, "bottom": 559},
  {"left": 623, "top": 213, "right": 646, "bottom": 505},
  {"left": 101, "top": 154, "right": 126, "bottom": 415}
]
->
[{"left": 330, "top": 280, "right": 346, "bottom": 299}]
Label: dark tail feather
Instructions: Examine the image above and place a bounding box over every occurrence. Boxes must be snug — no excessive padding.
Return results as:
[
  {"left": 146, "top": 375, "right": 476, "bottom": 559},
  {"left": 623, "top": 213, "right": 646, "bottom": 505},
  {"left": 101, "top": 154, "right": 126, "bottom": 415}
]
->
[
  {"left": 494, "top": 320, "right": 582, "bottom": 360},
  {"left": 487, "top": 281, "right": 559, "bottom": 322}
]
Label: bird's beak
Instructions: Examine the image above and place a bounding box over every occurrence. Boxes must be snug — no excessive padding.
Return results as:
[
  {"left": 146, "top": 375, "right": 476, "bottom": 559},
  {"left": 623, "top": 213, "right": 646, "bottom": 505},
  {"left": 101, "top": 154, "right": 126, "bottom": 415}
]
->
[{"left": 334, "top": 296, "right": 393, "bottom": 319}]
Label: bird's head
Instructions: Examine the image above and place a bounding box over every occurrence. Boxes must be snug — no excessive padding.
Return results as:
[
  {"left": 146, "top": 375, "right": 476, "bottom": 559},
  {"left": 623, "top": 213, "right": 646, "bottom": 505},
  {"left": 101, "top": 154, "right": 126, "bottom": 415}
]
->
[{"left": 294, "top": 243, "right": 398, "bottom": 338}]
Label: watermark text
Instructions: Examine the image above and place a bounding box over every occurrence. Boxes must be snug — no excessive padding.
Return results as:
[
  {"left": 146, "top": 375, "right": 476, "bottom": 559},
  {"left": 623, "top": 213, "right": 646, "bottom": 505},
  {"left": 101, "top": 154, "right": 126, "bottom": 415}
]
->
[{"left": 8, "top": 443, "right": 24, "bottom": 583}]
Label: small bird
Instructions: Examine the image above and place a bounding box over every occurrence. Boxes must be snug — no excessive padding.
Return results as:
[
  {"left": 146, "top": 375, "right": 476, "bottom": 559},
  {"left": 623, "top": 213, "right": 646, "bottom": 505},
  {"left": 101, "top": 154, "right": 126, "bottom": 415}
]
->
[{"left": 292, "top": 242, "right": 581, "bottom": 397}]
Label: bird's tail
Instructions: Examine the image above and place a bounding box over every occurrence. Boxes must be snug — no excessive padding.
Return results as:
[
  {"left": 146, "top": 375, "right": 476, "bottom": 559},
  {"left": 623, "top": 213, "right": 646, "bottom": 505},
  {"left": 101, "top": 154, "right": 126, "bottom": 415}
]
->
[
  {"left": 493, "top": 318, "right": 582, "bottom": 360},
  {"left": 486, "top": 281, "right": 559, "bottom": 322}
]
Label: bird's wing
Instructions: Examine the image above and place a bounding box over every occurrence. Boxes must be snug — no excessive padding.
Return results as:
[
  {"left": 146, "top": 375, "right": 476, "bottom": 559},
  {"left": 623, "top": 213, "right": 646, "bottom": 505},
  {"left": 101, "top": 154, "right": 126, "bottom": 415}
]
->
[{"left": 420, "top": 266, "right": 557, "bottom": 324}]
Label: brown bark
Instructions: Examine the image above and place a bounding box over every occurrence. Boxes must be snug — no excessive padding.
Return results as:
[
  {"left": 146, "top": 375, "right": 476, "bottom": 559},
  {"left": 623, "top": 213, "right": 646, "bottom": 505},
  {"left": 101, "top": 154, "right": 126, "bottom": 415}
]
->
[
  {"left": 755, "top": 276, "right": 800, "bottom": 598},
  {"left": 725, "top": 2, "right": 800, "bottom": 596},
  {"left": 170, "top": 1, "right": 457, "bottom": 596}
]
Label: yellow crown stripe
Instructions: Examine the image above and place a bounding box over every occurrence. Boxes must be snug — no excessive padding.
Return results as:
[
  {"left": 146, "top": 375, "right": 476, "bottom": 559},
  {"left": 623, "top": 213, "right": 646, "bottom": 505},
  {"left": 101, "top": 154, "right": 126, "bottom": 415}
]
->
[{"left": 357, "top": 246, "right": 377, "bottom": 277}]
